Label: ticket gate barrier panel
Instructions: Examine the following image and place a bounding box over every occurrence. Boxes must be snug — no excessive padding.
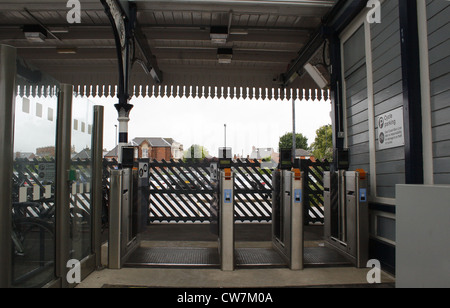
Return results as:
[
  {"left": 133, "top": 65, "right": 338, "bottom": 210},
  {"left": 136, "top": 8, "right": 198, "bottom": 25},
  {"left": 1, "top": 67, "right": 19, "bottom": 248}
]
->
[
  {"left": 324, "top": 170, "right": 342, "bottom": 243},
  {"left": 323, "top": 170, "right": 368, "bottom": 268},
  {"left": 209, "top": 168, "right": 234, "bottom": 271},
  {"left": 272, "top": 169, "right": 303, "bottom": 270},
  {"left": 138, "top": 159, "right": 150, "bottom": 233},
  {"left": 209, "top": 163, "right": 219, "bottom": 237},
  {"left": 109, "top": 168, "right": 140, "bottom": 269},
  {"left": 219, "top": 169, "right": 235, "bottom": 271}
]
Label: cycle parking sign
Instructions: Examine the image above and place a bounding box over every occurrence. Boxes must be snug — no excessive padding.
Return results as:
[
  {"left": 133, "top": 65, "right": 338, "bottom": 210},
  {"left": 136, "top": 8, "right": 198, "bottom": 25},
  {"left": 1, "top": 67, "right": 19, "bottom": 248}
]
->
[
  {"left": 38, "top": 163, "right": 55, "bottom": 182},
  {"left": 376, "top": 107, "right": 405, "bottom": 150}
]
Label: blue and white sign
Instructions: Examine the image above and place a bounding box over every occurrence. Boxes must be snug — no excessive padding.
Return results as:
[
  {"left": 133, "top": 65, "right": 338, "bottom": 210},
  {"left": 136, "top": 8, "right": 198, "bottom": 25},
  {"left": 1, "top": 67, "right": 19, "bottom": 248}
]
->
[
  {"left": 224, "top": 189, "right": 232, "bottom": 204},
  {"left": 294, "top": 189, "right": 302, "bottom": 203},
  {"left": 360, "top": 188, "right": 367, "bottom": 203}
]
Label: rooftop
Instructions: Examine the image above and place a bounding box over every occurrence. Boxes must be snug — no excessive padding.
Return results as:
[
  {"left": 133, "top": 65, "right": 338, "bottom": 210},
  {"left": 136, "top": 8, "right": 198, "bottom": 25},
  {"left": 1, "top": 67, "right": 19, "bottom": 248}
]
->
[
  {"left": 133, "top": 137, "right": 172, "bottom": 148},
  {"left": 1, "top": 0, "right": 336, "bottom": 100}
]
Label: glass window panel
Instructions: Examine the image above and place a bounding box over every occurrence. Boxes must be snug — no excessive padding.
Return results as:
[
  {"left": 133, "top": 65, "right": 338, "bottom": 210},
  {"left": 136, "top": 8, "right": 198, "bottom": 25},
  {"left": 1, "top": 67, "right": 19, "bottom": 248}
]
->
[
  {"left": 12, "top": 83, "right": 59, "bottom": 287},
  {"left": 48, "top": 107, "right": 54, "bottom": 122},
  {"left": 22, "top": 97, "right": 30, "bottom": 113},
  {"left": 69, "top": 94, "right": 94, "bottom": 261},
  {"left": 35, "top": 102, "right": 43, "bottom": 118}
]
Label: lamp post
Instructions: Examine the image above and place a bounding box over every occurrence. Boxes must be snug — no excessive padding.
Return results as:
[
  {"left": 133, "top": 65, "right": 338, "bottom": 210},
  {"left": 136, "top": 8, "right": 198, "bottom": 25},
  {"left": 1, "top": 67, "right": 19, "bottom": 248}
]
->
[
  {"left": 292, "top": 97, "right": 296, "bottom": 163},
  {"left": 224, "top": 124, "right": 227, "bottom": 149},
  {"left": 114, "top": 124, "right": 118, "bottom": 149}
]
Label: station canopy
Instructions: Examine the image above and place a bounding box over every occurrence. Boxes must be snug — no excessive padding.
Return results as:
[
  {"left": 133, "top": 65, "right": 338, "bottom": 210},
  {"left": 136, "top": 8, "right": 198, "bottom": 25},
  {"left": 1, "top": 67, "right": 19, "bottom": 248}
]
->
[{"left": 0, "top": 0, "right": 336, "bottom": 100}]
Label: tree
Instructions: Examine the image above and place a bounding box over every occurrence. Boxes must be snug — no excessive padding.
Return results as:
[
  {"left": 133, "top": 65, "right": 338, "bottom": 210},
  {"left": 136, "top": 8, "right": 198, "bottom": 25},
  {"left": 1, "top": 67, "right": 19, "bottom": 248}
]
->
[
  {"left": 310, "top": 125, "right": 333, "bottom": 161},
  {"left": 183, "top": 144, "right": 209, "bottom": 162},
  {"left": 278, "top": 132, "right": 308, "bottom": 151}
]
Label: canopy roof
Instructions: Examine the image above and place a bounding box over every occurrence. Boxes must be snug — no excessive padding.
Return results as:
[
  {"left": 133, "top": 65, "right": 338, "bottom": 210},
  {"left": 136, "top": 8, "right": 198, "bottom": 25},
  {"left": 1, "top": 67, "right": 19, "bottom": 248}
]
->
[{"left": 1, "top": 0, "right": 336, "bottom": 100}]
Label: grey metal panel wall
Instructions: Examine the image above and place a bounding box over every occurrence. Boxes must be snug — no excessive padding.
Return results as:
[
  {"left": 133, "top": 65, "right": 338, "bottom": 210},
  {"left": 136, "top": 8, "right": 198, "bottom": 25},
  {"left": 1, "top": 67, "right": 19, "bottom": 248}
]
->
[
  {"left": 371, "top": 0, "right": 405, "bottom": 198},
  {"left": 427, "top": 0, "right": 450, "bottom": 184},
  {"left": 344, "top": 25, "right": 370, "bottom": 173}
]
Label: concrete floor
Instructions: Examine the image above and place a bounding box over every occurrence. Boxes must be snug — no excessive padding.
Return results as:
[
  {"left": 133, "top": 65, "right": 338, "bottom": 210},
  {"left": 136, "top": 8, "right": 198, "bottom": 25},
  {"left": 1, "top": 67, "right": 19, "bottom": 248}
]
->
[
  {"left": 80, "top": 224, "right": 395, "bottom": 288},
  {"left": 78, "top": 267, "right": 394, "bottom": 288}
]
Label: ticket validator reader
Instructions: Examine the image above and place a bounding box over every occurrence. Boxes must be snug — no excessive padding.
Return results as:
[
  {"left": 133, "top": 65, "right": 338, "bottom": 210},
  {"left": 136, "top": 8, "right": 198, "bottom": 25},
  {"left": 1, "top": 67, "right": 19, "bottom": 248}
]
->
[
  {"left": 210, "top": 148, "right": 235, "bottom": 271},
  {"left": 272, "top": 149, "right": 304, "bottom": 270},
  {"left": 109, "top": 146, "right": 141, "bottom": 269},
  {"left": 323, "top": 169, "right": 369, "bottom": 268}
]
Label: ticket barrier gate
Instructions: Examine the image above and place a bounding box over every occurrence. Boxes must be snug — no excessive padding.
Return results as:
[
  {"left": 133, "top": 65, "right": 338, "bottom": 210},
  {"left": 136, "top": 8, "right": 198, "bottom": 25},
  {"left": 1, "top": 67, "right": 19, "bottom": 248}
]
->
[
  {"left": 108, "top": 167, "right": 141, "bottom": 269},
  {"left": 212, "top": 166, "right": 304, "bottom": 271},
  {"left": 210, "top": 168, "right": 235, "bottom": 271},
  {"left": 323, "top": 170, "right": 369, "bottom": 268},
  {"left": 272, "top": 168, "right": 304, "bottom": 270}
]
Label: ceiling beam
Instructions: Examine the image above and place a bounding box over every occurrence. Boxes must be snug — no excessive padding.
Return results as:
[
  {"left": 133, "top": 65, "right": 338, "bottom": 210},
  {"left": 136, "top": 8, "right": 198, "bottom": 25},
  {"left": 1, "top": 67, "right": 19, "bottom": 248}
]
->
[
  {"left": 131, "top": 2, "right": 163, "bottom": 84},
  {"left": 0, "top": 1, "right": 102, "bottom": 11},
  {"left": 0, "top": 26, "right": 310, "bottom": 43},
  {"left": 17, "top": 48, "right": 117, "bottom": 60},
  {"left": 136, "top": 0, "right": 334, "bottom": 16},
  {"left": 9, "top": 41, "right": 302, "bottom": 53},
  {"left": 33, "top": 63, "right": 286, "bottom": 76},
  {"left": 144, "top": 29, "right": 311, "bottom": 44},
  {"left": 0, "top": 27, "right": 114, "bottom": 41},
  {"left": 17, "top": 47, "right": 295, "bottom": 63}
]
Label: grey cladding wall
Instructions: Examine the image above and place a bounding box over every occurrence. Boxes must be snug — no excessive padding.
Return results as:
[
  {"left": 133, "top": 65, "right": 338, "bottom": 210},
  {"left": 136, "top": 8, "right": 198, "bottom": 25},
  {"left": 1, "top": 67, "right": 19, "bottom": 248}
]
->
[
  {"left": 370, "top": 0, "right": 405, "bottom": 198},
  {"left": 427, "top": 0, "right": 450, "bottom": 184},
  {"left": 344, "top": 0, "right": 405, "bottom": 199},
  {"left": 344, "top": 25, "right": 370, "bottom": 174}
]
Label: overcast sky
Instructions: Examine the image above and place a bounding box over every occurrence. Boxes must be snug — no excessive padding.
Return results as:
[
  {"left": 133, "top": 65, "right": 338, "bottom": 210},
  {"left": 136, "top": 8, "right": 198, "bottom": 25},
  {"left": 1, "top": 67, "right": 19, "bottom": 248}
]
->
[
  {"left": 13, "top": 94, "right": 331, "bottom": 157},
  {"left": 98, "top": 95, "right": 332, "bottom": 157}
]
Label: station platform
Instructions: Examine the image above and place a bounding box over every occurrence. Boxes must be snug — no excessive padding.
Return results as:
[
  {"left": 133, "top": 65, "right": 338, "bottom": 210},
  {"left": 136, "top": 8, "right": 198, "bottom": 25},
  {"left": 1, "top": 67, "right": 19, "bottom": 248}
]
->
[{"left": 78, "top": 224, "right": 395, "bottom": 288}]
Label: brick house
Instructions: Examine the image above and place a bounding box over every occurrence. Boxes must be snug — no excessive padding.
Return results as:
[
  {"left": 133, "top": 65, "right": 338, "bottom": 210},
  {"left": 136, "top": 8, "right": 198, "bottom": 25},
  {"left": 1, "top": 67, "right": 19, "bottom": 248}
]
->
[
  {"left": 104, "top": 147, "right": 118, "bottom": 161},
  {"left": 36, "top": 146, "right": 56, "bottom": 158},
  {"left": 163, "top": 138, "right": 184, "bottom": 160},
  {"left": 249, "top": 146, "right": 279, "bottom": 162},
  {"left": 295, "top": 148, "right": 315, "bottom": 161},
  {"left": 105, "top": 137, "right": 180, "bottom": 162},
  {"left": 133, "top": 137, "right": 172, "bottom": 161}
]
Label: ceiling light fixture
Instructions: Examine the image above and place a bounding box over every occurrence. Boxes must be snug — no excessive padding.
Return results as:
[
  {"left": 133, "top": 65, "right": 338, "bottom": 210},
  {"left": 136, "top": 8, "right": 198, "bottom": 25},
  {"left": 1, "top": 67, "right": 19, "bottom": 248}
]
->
[
  {"left": 217, "top": 48, "right": 233, "bottom": 64},
  {"left": 304, "top": 63, "right": 328, "bottom": 89},
  {"left": 48, "top": 26, "right": 69, "bottom": 34},
  {"left": 229, "top": 28, "right": 248, "bottom": 35},
  {"left": 23, "top": 25, "right": 47, "bottom": 43},
  {"left": 56, "top": 47, "right": 77, "bottom": 54},
  {"left": 210, "top": 26, "right": 228, "bottom": 44}
]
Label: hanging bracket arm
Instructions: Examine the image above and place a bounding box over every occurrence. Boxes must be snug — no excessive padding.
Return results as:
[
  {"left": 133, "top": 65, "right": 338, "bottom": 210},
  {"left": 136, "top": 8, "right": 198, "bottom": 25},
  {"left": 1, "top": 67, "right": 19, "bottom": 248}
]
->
[{"left": 133, "top": 24, "right": 163, "bottom": 84}]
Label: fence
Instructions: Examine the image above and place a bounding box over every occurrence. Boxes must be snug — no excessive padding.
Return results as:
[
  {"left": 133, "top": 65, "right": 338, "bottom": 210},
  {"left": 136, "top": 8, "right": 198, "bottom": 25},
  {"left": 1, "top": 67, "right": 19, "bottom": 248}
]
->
[
  {"left": 13, "top": 157, "right": 329, "bottom": 225},
  {"left": 12, "top": 157, "right": 93, "bottom": 220},
  {"left": 146, "top": 159, "right": 273, "bottom": 223},
  {"left": 300, "top": 159, "right": 330, "bottom": 224}
]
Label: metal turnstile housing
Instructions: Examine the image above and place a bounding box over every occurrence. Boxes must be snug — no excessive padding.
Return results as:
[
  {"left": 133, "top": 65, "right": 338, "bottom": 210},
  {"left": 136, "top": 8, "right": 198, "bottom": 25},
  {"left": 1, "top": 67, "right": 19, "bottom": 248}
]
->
[
  {"left": 323, "top": 170, "right": 368, "bottom": 268},
  {"left": 109, "top": 168, "right": 140, "bottom": 269},
  {"left": 219, "top": 169, "right": 235, "bottom": 271},
  {"left": 272, "top": 169, "right": 303, "bottom": 270}
]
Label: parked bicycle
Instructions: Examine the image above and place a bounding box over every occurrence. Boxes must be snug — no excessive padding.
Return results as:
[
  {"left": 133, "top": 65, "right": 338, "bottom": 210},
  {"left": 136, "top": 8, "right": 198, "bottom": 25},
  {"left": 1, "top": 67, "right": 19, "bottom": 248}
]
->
[
  {"left": 11, "top": 202, "right": 55, "bottom": 288},
  {"left": 11, "top": 197, "right": 92, "bottom": 287}
]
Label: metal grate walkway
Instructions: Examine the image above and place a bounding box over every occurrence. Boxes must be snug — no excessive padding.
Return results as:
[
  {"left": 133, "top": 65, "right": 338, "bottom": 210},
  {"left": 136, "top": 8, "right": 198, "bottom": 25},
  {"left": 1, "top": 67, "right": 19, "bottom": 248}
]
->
[
  {"left": 304, "top": 247, "right": 352, "bottom": 267},
  {"left": 124, "top": 247, "right": 220, "bottom": 268},
  {"left": 236, "top": 248, "right": 287, "bottom": 268},
  {"left": 124, "top": 246, "right": 351, "bottom": 268}
]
